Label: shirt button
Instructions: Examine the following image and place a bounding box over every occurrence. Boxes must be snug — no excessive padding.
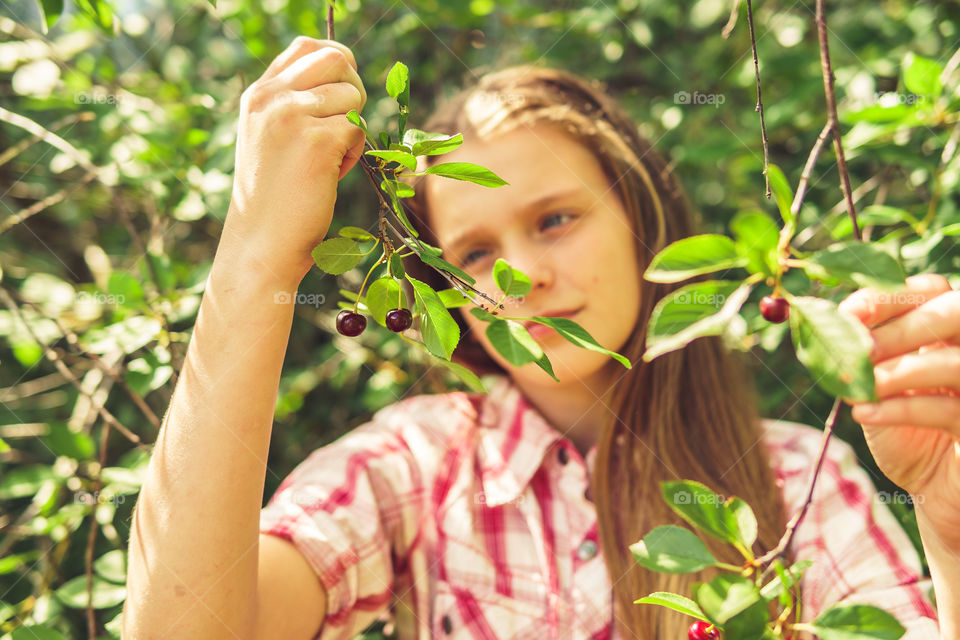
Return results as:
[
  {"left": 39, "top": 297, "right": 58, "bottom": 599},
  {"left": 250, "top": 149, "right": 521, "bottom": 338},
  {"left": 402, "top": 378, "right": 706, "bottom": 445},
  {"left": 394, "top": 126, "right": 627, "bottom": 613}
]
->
[
  {"left": 557, "top": 446, "right": 569, "bottom": 465},
  {"left": 577, "top": 539, "right": 598, "bottom": 561},
  {"left": 442, "top": 614, "right": 453, "bottom": 634}
]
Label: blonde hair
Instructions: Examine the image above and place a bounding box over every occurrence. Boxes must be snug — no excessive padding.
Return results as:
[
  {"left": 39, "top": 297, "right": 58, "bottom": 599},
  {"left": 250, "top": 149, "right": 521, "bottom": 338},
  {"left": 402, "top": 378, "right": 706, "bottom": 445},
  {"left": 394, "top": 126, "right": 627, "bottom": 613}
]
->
[{"left": 402, "top": 64, "right": 794, "bottom": 638}]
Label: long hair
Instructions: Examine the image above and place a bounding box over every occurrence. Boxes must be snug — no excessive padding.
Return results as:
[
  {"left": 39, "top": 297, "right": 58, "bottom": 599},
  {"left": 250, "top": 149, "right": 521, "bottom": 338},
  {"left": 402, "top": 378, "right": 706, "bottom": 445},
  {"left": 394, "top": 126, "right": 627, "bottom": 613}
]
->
[{"left": 400, "top": 64, "right": 794, "bottom": 638}]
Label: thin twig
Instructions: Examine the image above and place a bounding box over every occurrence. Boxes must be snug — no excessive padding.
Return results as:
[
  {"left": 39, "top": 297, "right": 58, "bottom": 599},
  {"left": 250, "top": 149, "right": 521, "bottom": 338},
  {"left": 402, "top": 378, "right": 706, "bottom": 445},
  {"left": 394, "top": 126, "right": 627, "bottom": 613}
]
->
[
  {"left": 18, "top": 298, "right": 161, "bottom": 429},
  {"left": 0, "top": 288, "right": 148, "bottom": 450},
  {"left": 756, "top": 397, "right": 842, "bottom": 572},
  {"left": 0, "top": 112, "right": 95, "bottom": 168},
  {"left": 815, "top": 0, "right": 860, "bottom": 241},
  {"left": 326, "top": 2, "right": 335, "bottom": 40},
  {"left": 789, "top": 121, "right": 834, "bottom": 219},
  {"left": 745, "top": 0, "right": 771, "bottom": 198},
  {"left": 0, "top": 171, "right": 99, "bottom": 235},
  {"left": 85, "top": 417, "right": 111, "bottom": 639}
]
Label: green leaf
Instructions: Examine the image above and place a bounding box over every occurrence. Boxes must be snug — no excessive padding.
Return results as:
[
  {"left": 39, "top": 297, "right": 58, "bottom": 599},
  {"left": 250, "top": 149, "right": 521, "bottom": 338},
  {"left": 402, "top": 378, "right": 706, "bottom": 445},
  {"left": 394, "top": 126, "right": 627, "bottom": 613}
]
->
[
  {"left": 643, "top": 280, "right": 753, "bottom": 361},
  {"left": 760, "top": 559, "right": 813, "bottom": 602},
  {"left": 804, "top": 241, "right": 906, "bottom": 291},
  {"left": 694, "top": 574, "right": 763, "bottom": 625},
  {"left": 107, "top": 271, "right": 144, "bottom": 306},
  {"left": 842, "top": 102, "right": 917, "bottom": 125},
  {"left": 484, "top": 320, "right": 559, "bottom": 382},
  {"left": 94, "top": 550, "right": 127, "bottom": 584},
  {"left": 55, "top": 575, "right": 126, "bottom": 609},
  {"left": 644, "top": 235, "right": 748, "bottom": 283},
  {"left": 437, "top": 288, "right": 471, "bottom": 308},
  {"left": 790, "top": 296, "right": 877, "bottom": 401},
  {"left": 73, "top": 0, "right": 114, "bottom": 33},
  {"left": 365, "top": 149, "right": 417, "bottom": 171},
  {"left": 389, "top": 253, "right": 406, "bottom": 279},
  {"left": 337, "top": 226, "right": 376, "bottom": 241},
  {"left": 416, "top": 245, "right": 476, "bottom": 285},
  {"left": 661, "top": 480, "right": 756, "bottom": 548},
  {"left": 630, "top": 525, "right": 719, "bottom": 574},
  {"left": 11, "top": 626, "right": 65, "bottom": 640},
  {"left": 365, "top": 277, "right": 406, "bottom": 327},
  {"left": 802, "top": 604, "right": 907, "bottom": 640},
  {"left": 766, "top": 164, "right": 796, "bottom": 227},
  {"left": 431, "top": 356, "right": 485, "bottom": 392},
  {"left": 633, "top": 591, "right": 708, "bottom": 621},
  {"left": 311, "top": 237, "right": 365, "bottom": 275},
  {"left": 485, "top": 318, "right": 545, "bottom": 365},
  {"left": 903, "top": 52, "right": 943, "bottom": 98},
  {"left": 0, "top": 437, "right": 9, "bottom": 453},
  {"left": 829, "top": 205, "right": 918, "bottom": 239},
  {"left": 407, "top": 276, "right": 460, "bottom": 360},
  {"left": 0, "top": 551, "right": 41, "bottom": 575},
  {"left": 412, "top": 133, "right": 463, "bottom": 156},
  {"left": 345, "top": 109, "right": 367, "bottom": 132},
  {"left": 80, "top": 316, "right": 163, "bottom": 355},
  {"left": 0, "top": 465, "right": 57, "bottom": 500},
  {"left": 423, "top": 162, "right": 508, "bottom": 187},
  {"left": 493, "top": 258, "right": 532, "bottom": 297},
  {"left": 521, "top": 314, "right": 632, "bottom": 369},
  {"left": 42, "top": 422, "right": 95, "bottom": 460},
  {"left": 385, "top": 61, "right": 409, "bottom": 106},
  {"left": 730, "top": 210, "right": 780, "bottom": 277}
]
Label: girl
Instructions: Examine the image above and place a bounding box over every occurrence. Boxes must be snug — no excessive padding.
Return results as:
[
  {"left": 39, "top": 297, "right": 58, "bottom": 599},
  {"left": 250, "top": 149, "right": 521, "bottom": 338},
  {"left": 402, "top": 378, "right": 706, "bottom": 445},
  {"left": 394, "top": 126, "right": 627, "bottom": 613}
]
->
[{"left": 123, "top": 37, "right": 960, "bottom": 640}]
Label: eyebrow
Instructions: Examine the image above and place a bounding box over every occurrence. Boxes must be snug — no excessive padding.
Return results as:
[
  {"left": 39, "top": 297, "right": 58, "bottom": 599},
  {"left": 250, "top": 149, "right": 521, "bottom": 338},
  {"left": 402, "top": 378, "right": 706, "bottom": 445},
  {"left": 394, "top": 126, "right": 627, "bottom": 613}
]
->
[{"left": 443, "top": 188, "right": 584, "bottom": 251}]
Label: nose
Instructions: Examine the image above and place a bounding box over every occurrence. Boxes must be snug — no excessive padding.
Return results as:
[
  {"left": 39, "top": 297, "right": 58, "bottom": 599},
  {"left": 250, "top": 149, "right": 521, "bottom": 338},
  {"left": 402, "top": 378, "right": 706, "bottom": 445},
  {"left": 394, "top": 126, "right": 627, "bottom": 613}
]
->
[{"left": 505, "top": 245, "right": 554, "bottom": 293}]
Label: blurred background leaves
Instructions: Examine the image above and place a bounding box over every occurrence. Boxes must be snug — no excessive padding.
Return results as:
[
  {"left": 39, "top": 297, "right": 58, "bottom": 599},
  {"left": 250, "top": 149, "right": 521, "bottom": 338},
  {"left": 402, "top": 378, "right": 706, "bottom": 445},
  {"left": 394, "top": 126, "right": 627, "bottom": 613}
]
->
[{"left": 1, "top": 0, "right": 958, "bottom": 637}]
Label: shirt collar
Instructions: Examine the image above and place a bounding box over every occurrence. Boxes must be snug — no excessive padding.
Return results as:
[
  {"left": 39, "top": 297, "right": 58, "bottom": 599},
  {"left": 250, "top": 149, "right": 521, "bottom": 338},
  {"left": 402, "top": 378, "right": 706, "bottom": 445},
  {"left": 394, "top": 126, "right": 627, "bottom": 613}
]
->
[{"left": 473, "top": 375, "right": 598, "bottom": 507}]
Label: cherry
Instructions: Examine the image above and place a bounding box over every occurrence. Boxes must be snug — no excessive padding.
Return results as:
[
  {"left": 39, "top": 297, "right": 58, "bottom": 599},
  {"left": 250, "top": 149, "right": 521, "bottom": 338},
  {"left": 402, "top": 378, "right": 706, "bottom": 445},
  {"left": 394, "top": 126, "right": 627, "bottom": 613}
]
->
[
  {"left": 759, "top": 295, "right": 790, "bottom": 323},
  {"left": 336, "top": 310, "right": 367, "bottom": 336},
  {"left": 688, "top": 620, "right": 720, "bottom": 640},
  {"left": 385, "top": 308, "right": 413, "bottom": 332}
]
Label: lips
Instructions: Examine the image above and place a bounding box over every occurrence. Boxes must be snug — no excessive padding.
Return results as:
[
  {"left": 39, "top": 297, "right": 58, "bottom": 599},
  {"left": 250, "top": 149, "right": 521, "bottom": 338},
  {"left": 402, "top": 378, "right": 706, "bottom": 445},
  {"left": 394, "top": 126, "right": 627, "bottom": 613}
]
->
[{"left": 522, "top": 307, "right": 582, "bottom": 329}]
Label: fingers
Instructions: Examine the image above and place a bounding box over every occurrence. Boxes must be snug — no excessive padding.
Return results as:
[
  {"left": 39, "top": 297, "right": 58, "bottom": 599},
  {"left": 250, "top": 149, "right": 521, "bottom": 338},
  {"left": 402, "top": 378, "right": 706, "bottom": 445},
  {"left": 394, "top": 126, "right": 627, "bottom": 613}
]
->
[
  {"left": 272, "top": 47, "right": 366, "bottom": 110},
  {"left": 260, "top": 36, "right": 357, "bottom": 83},
  {"left": 850, "top": 394, "right": 960, "bottom": 436},
  {"left": 838, "top": 273, "right": 952, "bottom": 329},
  {"left": 868, "top": 289, "right": 960, "bottom": 361},
  {"left": 872, "top": 345, "right": 960, "bottom": 398},
  {"left": 299, "top": 82, "right": 365, "bottom": 118}
]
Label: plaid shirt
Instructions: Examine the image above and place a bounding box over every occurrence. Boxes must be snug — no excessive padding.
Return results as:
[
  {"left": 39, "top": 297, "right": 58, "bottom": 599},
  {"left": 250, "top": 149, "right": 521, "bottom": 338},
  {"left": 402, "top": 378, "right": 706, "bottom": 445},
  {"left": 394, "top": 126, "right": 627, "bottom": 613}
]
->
[{"left": 259, "top": 374, "right": 940, "bottom": 639}]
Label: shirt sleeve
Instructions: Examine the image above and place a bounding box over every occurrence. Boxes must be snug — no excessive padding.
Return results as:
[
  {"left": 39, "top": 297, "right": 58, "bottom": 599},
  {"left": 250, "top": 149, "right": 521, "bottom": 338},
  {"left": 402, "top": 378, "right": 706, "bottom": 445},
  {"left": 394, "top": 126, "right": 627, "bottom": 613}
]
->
[
  {"left": 259, "top": 409, "right": 429, "bottom": 640},
  {"left": 774, "top": 421, "right": 940, "bottom": 638}
]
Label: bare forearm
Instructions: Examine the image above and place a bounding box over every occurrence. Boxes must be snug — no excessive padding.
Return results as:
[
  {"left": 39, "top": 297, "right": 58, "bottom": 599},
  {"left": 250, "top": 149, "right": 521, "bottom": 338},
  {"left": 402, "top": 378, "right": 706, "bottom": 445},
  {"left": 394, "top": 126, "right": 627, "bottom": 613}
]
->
[
  {"left": 915, "top": 504, "right": 960, "bottom": 639},
  {"left": 123, "top": 240, "right": 301, "bottom": 639}
]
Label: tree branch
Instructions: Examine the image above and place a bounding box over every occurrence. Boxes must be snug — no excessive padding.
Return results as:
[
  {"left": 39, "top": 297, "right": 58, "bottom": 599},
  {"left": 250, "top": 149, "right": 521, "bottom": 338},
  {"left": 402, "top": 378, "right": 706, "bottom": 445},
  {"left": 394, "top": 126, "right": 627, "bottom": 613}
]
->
[{"left": 744, "top": 0, "right": 771, "bottom": 198}]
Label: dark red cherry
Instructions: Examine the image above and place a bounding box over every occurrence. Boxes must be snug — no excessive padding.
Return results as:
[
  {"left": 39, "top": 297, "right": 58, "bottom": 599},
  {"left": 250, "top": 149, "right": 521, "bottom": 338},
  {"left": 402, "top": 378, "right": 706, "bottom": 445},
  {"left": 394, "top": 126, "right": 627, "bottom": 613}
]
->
[
  {"left": 336, "top": 310, "right": 366, "bottom": 336},
  {"left": 385, "top": 308, "right": 413, "bottom": 332},
  {"left": 688, "top": 620, "right": 720, "bottom": 640},
  {"left": 759, "top": 295, "right": 790, "bottom": 323}
]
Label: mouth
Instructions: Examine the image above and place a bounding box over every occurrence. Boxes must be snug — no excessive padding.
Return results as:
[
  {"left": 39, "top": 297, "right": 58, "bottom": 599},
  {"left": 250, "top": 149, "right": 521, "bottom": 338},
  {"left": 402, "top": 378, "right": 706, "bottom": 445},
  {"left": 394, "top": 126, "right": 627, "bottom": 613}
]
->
[{"left": 522, "top": 307, "right": 582, "bottom": 330}]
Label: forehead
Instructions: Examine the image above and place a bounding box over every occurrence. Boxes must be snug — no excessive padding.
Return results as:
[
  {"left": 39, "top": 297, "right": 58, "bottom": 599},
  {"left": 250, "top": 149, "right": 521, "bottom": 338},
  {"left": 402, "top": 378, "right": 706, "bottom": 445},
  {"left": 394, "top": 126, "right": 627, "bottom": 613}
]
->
[{"left": 424, "top": 122, "right": 611, "bottom": 249}]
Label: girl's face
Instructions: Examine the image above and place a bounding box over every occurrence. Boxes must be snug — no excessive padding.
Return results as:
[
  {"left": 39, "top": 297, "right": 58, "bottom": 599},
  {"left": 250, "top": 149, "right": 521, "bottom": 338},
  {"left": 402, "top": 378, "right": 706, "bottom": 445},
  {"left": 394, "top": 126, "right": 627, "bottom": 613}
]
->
[{"left": 424, "top": 122, "right": 643, "bottom": 388}]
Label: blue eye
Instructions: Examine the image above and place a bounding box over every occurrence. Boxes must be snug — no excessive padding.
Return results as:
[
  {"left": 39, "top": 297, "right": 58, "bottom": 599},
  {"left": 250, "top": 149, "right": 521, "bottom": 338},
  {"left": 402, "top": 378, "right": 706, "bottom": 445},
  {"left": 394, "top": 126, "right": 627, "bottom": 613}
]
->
[{"left": 460, "top": 212, "right": 577, "bottom": 266}]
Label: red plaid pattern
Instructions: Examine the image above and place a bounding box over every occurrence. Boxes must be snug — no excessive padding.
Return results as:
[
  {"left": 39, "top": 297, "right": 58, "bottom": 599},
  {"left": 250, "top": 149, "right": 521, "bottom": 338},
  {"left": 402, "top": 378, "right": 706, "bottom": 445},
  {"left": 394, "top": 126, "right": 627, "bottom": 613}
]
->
[{"left": 259, "top": 374, "right": 939, "bottom": 639}]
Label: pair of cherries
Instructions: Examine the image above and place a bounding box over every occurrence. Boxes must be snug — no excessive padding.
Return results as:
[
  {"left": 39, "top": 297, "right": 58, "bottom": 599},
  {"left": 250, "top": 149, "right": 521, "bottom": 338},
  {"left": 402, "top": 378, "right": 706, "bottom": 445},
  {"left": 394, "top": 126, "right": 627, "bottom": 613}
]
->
[{"left": 336, "top": 309, "right": 411, "bottom": 336}]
